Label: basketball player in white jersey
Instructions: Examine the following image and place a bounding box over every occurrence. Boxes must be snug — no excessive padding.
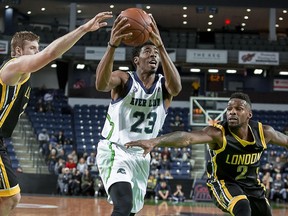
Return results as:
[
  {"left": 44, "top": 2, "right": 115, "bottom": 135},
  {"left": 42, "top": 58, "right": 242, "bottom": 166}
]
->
[{"left": 95, "top": 14, "right": 182, "bottom": 216}]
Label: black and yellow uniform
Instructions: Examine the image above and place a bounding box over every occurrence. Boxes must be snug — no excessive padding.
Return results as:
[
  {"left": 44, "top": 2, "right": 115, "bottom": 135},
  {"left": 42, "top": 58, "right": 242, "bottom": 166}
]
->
[
  {"left": 0, "top": 59, "right": 31, "bottom": 197},
  {"left": 207, "top": 120, "right": 272, "bottom": 216}
]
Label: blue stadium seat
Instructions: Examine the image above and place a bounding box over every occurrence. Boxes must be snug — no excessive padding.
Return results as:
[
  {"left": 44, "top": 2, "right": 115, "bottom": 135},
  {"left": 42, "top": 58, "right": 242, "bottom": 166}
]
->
[
  {"left": 6, "top": 145, "right": 15, "bottom": 154},
  {"left": 170, "top": 168, "right": 182, "bottom": 179},
  {"left": 10, "top": 158, "right": 19, "bottom": 170},
  {"left": 180, "top": 169, "right": 191, "bottom": 179},
  {"left": 63, "top": 145, "right": 73, "bottom": 154},
  {"left": 171, "top": 161, "right": 182, "bottom": 169}
]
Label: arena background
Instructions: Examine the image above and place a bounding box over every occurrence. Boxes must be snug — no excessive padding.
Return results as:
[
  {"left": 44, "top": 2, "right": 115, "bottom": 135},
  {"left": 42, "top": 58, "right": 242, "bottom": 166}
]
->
[{"left": 0, "top": 1, "right": 288, "bottom": 215}]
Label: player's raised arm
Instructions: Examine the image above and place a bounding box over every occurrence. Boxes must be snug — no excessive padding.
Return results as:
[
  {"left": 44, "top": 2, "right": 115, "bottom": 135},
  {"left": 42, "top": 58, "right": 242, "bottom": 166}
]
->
[
  {"left": 148, "top": 15, "right": 182, "bottom": 97},
  {"left": 95, "top": 15, "right": 132, "bottom": 92},
  {"left": 1, "top": 12, "right": 112, "bottom": 86}
]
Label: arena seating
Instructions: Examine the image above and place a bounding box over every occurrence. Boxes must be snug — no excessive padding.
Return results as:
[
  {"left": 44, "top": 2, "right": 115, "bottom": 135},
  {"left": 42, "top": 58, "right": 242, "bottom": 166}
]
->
[
  {"left": 4, "top": 138, "right": 20, "bottom": 170},
  {"left": 22, "top": 88, "right": 288, "bottom": 179},
  {"left": 7, "top": 23, "right": 288, "bottom": 51}
]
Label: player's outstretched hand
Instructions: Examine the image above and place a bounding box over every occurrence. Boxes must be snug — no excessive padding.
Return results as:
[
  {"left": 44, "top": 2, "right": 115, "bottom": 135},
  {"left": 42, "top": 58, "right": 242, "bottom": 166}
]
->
[
  {"left": 125, "top": 140, "right": 154, "bottom": 157},
  {"left": 83, "top": 11, "right": 113, "bottom": 33}
]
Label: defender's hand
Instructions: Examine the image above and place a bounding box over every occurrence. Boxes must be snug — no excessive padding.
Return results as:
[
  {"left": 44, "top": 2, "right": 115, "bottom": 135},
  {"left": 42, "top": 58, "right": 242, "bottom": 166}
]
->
[
  {"left": 125, "top": 140, "right": 154, "bottom": 157},
  {"left": 83, "top": 12, "right": 113, "bottom": 32}
]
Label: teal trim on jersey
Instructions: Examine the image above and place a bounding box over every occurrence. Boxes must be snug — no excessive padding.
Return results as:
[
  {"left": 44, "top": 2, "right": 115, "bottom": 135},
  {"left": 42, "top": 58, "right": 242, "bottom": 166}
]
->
[
  {"left": 106, "top": 113, "right": 114, "bottom": 140},
  {"left": 105, "top": 142, "right": 115, "bottom": 184}
]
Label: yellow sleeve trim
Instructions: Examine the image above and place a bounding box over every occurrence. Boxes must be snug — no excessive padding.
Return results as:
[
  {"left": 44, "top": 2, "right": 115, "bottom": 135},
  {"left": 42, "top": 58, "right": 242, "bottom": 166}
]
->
[
  {"left": 0, "top": 58, "right": 30, "bottom": 86},
  {"left": 0, "top": 59, "right": 16, "bottom": 85},
  {"left": 258, "top": 122, "right": 267, "bottom": 149},
  {"left": 0, "top": 184, "right": 21, "bottom": 197},
  {"left": 19, "top": 74, "right": 30, "bottom": 85},
  {"left": 213, "top": 123, "right": 227, "bottom": 154}
]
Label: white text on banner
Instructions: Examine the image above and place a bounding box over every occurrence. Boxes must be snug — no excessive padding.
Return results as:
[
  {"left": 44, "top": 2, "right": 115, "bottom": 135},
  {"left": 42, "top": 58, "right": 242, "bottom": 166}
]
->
[
  {"left": 238, "top": 51, "right": 279, "bottom": 65},
  {"left": 0, "top": 40, "right": 8, "bottom": 54},
  {"left": 85, "top": 47, "right": 126, "bottom": 61},
  {"left": 186, "top": 49, "right": 228, "bottom": 63}
]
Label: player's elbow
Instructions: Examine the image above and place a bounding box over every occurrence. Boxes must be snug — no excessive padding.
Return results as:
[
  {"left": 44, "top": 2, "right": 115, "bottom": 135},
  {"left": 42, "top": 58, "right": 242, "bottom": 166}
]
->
[
  {"left": 170, "top": 84, "right": 182, "bottom": 96},
  {"left": 95, "top": 81, "right": 104, "bottom": 91},
  {"left": 95, "top": 80, "right": 109, "bottom": 92},
  {"left": 175, "top": 84, "right": 182, "bottom": 95}
]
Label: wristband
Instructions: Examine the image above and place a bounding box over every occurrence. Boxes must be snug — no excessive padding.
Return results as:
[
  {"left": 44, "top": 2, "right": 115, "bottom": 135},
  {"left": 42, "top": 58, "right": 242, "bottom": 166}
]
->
[{"left": 108, "top": 42, "right": 118, "bottom": 48}]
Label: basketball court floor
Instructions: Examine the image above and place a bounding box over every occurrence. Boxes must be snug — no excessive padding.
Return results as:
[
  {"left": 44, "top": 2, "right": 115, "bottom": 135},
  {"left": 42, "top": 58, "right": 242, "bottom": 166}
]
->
[{"left": 10, "top": 194, "right": 288, "bottom": 216}]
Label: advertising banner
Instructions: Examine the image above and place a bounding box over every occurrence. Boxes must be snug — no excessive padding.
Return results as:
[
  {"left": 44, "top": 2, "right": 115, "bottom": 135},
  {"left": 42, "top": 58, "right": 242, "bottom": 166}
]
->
[
  {"left": 238, "top": 51, "right": 279, "bottom": 65},
  {"left": 0, "top": 40, "right": 8, "bottom": 54},
  {"left": 85, "top": 47, "right": 125, "bottom": 61},
  {"left": 273, "top": 79, "right": 288, "bottom": 91},
  {"left": 186, "top": 49, "right": 227, "bottom": 63}
]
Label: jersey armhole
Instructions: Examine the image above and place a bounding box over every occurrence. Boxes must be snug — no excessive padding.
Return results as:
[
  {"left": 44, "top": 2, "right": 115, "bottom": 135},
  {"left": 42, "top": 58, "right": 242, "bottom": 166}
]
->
[{"left": 111, "top": 74, "right": 133, "bottom": 104}]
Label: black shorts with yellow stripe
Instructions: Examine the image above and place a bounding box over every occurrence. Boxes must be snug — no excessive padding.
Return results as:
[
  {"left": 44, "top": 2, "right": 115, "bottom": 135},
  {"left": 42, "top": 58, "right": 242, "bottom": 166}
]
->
[
  {"left": 0, "top": 139, "right": 20, "bottom": 197},
  {"left": 207, "top": 179, "right": 272, "bottom": 216}
]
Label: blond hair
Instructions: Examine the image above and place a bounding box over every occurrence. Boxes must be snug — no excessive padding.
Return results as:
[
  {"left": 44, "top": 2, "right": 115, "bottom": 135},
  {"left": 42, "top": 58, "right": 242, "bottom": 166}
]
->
[{"left": 11, "top": 31, "right": 40, "bottom": 57}]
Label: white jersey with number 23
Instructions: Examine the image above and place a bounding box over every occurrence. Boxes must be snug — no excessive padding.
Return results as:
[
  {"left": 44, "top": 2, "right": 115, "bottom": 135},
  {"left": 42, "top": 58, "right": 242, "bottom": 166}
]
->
[{"left": 101, "top": 71, "right": 167, "bottom": 147}]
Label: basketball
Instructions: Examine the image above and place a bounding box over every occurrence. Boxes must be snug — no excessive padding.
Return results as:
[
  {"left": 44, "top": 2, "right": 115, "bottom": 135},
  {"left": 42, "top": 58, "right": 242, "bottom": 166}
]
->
[{"left": 119, "top": 8, "right": 152, "bottom": 47}]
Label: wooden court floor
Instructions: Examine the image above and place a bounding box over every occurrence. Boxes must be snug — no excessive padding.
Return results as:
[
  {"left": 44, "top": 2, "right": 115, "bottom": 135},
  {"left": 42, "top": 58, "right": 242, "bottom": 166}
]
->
[{"left": 10, "top": 194, "right": 288, "bottom": 216}]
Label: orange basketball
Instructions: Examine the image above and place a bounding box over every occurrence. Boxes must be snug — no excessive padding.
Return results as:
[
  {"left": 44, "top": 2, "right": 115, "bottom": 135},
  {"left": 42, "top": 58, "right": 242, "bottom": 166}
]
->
[{"left": 119, "top": 8, "right": 152, "bottom": 47}]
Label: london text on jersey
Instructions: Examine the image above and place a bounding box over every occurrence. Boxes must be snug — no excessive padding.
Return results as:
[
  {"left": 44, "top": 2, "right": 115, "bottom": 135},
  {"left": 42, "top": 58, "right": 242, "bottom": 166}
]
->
[{"left": 225, "top": 153, "right": 261, "bottom": 165}]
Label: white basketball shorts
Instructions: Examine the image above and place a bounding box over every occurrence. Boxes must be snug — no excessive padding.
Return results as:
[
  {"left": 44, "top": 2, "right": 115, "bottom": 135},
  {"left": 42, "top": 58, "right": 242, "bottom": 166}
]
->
[{"left": 96, "top": 139, "right": 151, "bottom": 213}]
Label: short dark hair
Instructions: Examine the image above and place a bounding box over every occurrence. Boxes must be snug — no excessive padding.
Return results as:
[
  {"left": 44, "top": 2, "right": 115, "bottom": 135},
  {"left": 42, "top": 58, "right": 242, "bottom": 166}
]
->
[
  {"left": 131, "top": 41, "right": 155, "bottom": 59},
  {"left": 230, "top": 92, "right": 252, "bottom": 107},
  {"left": 131, "top": 41, "right": 155, "bottom": 69}
]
